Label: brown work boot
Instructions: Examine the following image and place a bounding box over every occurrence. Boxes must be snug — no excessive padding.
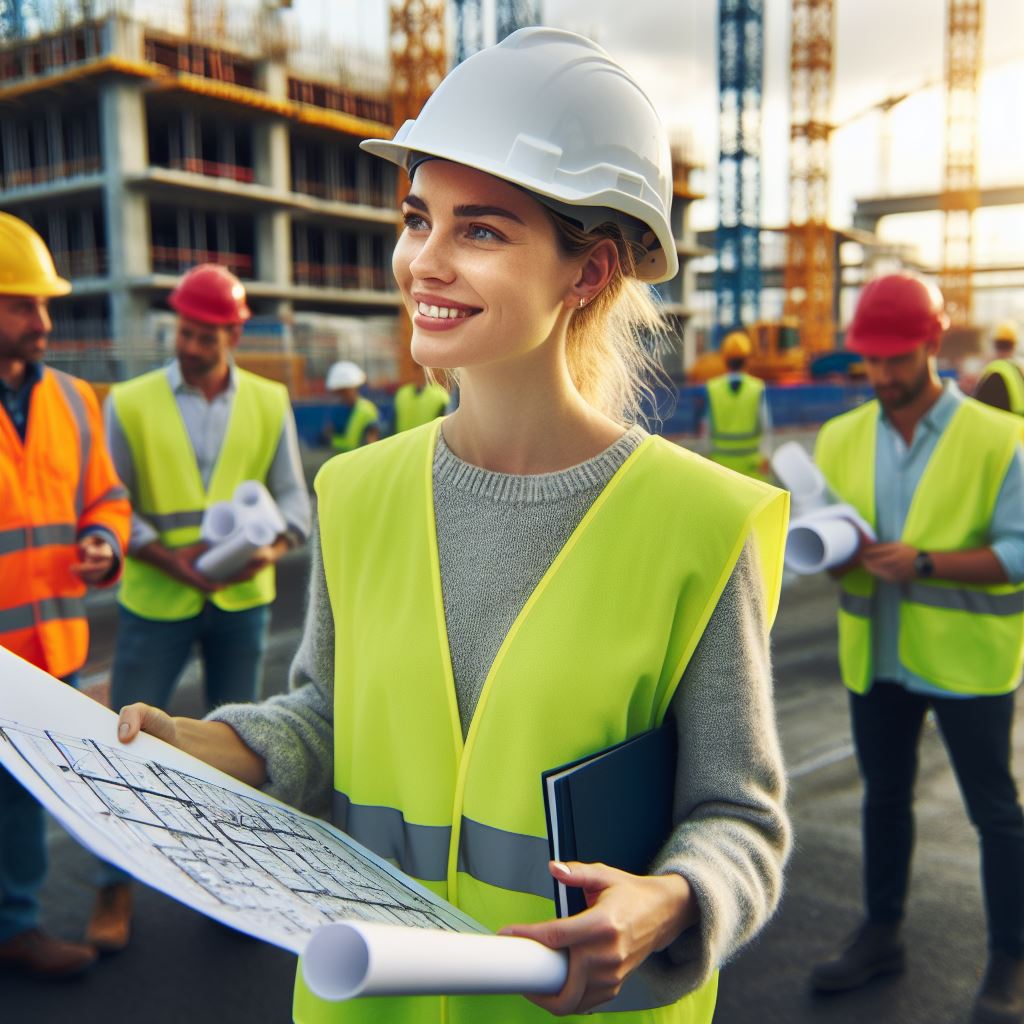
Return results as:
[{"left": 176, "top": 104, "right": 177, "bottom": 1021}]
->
[
  {"left": 86, "top": 883, "right": 133, "bottom": 953},
  {"left": 0, "top": 928, "right": 97, "bottom": 978},
  {"left": 971, "top": 951, "right": 1024, "bottom": 1024},
  {"left": 810, "top": 920, "right": 905, "bottom": 993}
]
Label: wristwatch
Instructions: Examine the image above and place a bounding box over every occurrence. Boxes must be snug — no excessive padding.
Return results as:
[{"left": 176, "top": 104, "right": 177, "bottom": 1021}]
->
[{"left": 913, "top": 551, "right": 935, "bottom": 579}]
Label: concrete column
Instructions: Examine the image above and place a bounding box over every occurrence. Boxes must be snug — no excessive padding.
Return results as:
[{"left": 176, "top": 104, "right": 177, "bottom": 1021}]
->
[
  {"left": 253, "top": 58, "right": 291, "bottom": 293},
  {"left": 100, "top": 77, "right": 150, "bottom": 355}
]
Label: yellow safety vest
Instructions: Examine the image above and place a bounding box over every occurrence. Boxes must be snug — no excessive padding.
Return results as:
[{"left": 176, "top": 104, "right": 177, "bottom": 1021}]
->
[
  {"left": 112, "top": 367, "right": 289, "bottom": 621},
  {"left": 816, "top": 397, "right": 1024, "bottom": 695},
  {"left": 394, "top": 382, "right": 449, "bottom": 433},
  {"left": 330, "top": 396, "right": 379, "bottom": 453},
  {"left": 706, "top": 373, "right": 765, "bottom": 478},
  {"left": 979, "top": 359, "right": 1024, "bottom": 417},
  {"left": 295, "top": 421, "right": 788, "bottom": 1024}
]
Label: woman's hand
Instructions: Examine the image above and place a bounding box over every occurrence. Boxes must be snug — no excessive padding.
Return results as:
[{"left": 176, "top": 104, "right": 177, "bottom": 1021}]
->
[
  {"left": 500, "top": 861, "right": 698, "bottom": 1016},
  {"left": 117, "top": 702, "right": 179, "bottom": 747}
]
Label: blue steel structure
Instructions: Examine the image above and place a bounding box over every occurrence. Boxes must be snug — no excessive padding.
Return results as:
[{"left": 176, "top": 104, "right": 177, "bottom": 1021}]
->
[
  {"left": 452, "top": 0, "right": 484, "bottom": 64},
  {"left": 0, "top": 0, "right": 31, "bottom": 37},
  {"left": 496, "top": 0, "right": 539, "bottom": 41},
  {"left": 715, "top": 0, "right": 764, "bottom": 344}
]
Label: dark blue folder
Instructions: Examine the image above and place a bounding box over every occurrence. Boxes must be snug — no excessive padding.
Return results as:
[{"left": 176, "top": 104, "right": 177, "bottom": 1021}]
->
[{"left": 541, "top": 720, "right": 677, "bottom": 918}]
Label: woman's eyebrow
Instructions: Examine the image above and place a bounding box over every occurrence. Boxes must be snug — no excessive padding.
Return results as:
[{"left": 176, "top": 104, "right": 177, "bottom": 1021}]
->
[
  {"left": 402, "top": 193, "right": 428, "bottom": 212},
  {"left": 453, "top": 204, "right": 525, "bottom": 224}
]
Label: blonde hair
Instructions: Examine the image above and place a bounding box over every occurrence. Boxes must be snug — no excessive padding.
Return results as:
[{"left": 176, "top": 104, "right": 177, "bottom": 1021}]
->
[
  {"left": 547, "top": 212, "right": 670, "bottom": 426},
  {"left": 426, "top": 208, "right": 670, "bottom": 426}
]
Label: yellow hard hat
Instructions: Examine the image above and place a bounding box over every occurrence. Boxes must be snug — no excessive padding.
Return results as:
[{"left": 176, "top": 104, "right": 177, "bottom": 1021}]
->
[
  {"left": 721, "top": 330, "right": 752, "bottom": 360},
  {"left": 0, "top": 212, "right": 71, "bottom": 297},
  {"left": 994, "top": 321, "right": 1018, "bottom": 346}
]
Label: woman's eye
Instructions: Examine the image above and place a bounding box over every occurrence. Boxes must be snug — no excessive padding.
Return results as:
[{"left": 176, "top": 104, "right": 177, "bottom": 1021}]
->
[
  {"left": 403, "top": 213, "right": 428, "bottom": 230},
  {"left": 467, "top": 224, "right": 501, "bottom": 242}
]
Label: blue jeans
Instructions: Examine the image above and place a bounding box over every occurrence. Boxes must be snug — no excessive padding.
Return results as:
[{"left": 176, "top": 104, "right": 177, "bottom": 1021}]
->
[
  {"left": 98, "top": 603, "right": 271, "bottom": 886},
  {"left": 851, "top": 681, "right": 1024, "bottom": 955},
  {"left": 1, "top": 672, "right": 78, "bottom": 941}
]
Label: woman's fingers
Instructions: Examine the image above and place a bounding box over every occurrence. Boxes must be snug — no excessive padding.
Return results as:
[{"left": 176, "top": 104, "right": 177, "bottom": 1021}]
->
[{"left": 116, "top": 703, "right": 177, "bottom": 746}]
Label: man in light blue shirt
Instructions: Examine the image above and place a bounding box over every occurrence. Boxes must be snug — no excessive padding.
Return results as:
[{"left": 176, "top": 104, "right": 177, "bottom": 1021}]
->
[{"left": 811, "top": 274, "right": 1024, "bottom": 1024}]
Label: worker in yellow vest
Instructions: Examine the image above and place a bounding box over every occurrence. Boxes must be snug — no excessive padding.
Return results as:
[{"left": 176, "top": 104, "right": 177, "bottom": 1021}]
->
[
  {"left": 810, "top": 273, "right": 1024, "bottom": 1024},
  {"left": 393, "top": 372, "right": 450, "bottom": 433},
  {"left": 112, "top": 29, "right": 791, "bottom": 1024},
  {"left": 323, "top": 360, "right": 380, "bottom": 452},
  {"left": 975, "top": 321, "right": 1024, "bottom": 416},
  {"left": 704, "top": 331, "right": 770, "bottom": 479},
  {"left": 93, "top": 264, "right": 311, "bottom": 952}
]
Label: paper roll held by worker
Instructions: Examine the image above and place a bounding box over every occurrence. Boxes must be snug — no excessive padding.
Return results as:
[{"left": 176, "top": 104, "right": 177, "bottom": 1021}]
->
[
  {"left": 195, "top": 518, "right": 277, "bottom": 581},
  {"left": 770, "top": 441, "right": 830, "bottom": 516},
  {"left": 200, "top": 501, "right": 239, "bottom": 545},
  {"left": 302, "top": 922, "right": 568, "bottom": 1002},
  {"left": 784, "top": 503, "right": 877, "bottom": 576},
  {"left": 234, "top": 480, "right": 288, "bottom": 536}
]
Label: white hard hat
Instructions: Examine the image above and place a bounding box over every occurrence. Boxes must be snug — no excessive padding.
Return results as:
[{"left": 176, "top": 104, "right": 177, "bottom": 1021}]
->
[
  {"left": 325, "top": 361, "right": 366, "bottom": 391},
  {"left": 361, "top": 27, "right": 678, "bottom": 284}
]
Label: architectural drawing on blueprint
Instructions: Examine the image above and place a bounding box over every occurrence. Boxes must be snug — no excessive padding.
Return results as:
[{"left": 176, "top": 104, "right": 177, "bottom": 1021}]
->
[{"left": 0, "top": 722, "right": 480, "bottom": 952}]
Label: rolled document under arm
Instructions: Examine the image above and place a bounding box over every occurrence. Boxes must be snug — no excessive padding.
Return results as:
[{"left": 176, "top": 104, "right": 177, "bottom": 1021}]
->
[
  {"left": 196, "top": 480, "right": 287, "bottom": 580},
  {"left": 301, "top": 922, "right": 568, "bottom": 1001}
]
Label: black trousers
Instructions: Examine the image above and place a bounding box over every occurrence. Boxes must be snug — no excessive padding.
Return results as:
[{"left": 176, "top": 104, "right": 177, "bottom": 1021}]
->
[{"left": 851, "top": 680, "right": 1024, "bottom": 956}]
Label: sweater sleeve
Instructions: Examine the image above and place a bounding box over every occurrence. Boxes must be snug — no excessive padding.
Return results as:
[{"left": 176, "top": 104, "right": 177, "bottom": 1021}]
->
[
  {"left": 206, "top": 519, "right": 336, "bottom": 817},
  {"left": 634, "top": 539, "right": 791, "bottom": 999}
]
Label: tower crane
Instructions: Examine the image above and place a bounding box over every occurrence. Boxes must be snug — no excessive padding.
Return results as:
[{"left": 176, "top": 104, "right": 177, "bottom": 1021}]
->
[
  {"left": 715, "top": 0, "right": 764, "bottom": 340},
  {"left": 783, "top": 0, "right": 836, "bottom": 355},
  {"left": 941, "top": 0, "right": 983, "bottom": 327}
]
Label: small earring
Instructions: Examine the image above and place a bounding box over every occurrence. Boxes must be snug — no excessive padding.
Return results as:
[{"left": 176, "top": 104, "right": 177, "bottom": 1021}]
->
[{"left": 578, "top": 297, "right": 586, "bottom": 309}]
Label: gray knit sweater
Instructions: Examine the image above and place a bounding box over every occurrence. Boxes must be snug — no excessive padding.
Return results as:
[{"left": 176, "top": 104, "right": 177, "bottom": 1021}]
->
[{"left": 210, "top": 426, "right": 790, "bottom": 1001}]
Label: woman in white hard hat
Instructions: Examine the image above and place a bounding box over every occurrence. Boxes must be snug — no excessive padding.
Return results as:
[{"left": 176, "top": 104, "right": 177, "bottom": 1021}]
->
[
  {"left": 322, "top": 360, "right": 381, "bottom": 451},
  {"left": 115, "top": 28, "right": 790, "bottom": 1023}
]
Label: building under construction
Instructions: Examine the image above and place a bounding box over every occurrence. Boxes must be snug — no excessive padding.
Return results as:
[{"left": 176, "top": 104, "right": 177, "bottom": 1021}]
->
[
  {"left": 0, "top": 5, "right": 405, "bottom": 390},
  {"left": 0, "top": 3, "right": 707, "bottom": 390}
]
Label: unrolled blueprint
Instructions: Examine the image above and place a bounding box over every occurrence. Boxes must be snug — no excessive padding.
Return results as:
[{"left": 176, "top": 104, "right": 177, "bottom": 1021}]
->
[{"left": 0, "top": 646, "right": 481, "bottom": 954}]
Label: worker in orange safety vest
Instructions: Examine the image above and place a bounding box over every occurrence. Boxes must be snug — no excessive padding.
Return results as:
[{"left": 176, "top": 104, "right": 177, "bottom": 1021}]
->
[{"left": 0, "top": 212, "right": 130, "bottom": 979}]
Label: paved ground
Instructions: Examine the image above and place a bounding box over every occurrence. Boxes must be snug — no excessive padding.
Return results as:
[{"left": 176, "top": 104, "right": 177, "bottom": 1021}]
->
[{"left": 1, "top": 434, "right": 1006, "bottom": 1023}]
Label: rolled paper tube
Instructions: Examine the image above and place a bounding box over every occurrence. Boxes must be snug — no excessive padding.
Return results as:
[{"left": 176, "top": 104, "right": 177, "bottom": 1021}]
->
[
  {"left": 201, "top": 502, "right": 239, "bottom": 545},
  {"left": 301, "top": 922, "right": 568, "bottom": 1002},
  {"left": 233, "top": 480, "right": 287, "bottom": 536},
  {"left": 785, "top": 516, "right": 861, "bottom": 575},
  {"left": 770, "top": 441, "right": 829, "bottom": 514}
]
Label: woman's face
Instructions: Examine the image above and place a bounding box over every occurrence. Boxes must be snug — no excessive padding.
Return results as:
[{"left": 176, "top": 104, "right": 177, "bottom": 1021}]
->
[{"left": 393, "top": 160, "right": 579, "bottom": 373}]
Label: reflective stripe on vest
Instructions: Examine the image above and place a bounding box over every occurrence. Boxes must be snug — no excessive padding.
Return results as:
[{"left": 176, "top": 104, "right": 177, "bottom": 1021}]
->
[
  {"left": 304, "top": 421, "right": 789, "bottom": 1023},
  {"left": 330, "top": 397, "right": 378, "bottom": 453},
  {"left": 0, "top": 595, "right": 87, "bottom": 633},
  {"left": 51, "top": 369, "right": 90, "bottom": 516},
  {"left": 817, "top": 397, "right": 1024, "bottom": 695},
  {"left": 0, "top": 523, "right": 77, "bottom": 554},
  {"left": 980, "top": 360, "right": 1024, "bottom": 417},
  {"left": 112, "top": 367, "right": 288, "bottom": 621}
]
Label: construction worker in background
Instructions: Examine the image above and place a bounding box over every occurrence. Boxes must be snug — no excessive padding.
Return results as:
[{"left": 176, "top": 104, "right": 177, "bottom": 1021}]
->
[
  {"left": 323, "top": 359, "right": 380, "bottom": 451},
  {"left": 92, "top": 263, "right": 311, "bottom": 952},
  {"left": 392, "top": 370, "right": 449, "bottom": 433},
  {"left": 705, "top": 330, "right": 771, "bottom": 479},
  {"left": 0, "top": 212, "right": 130, "bottom": 978},
  {"left": 811, "top": 273, "right": 1024, "bottom": 1024},
  {"left": 975, "top": 321, "right": 1024, "bottom": 416}
]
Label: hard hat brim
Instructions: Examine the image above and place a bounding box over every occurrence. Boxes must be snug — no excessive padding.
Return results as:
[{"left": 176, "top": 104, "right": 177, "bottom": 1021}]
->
[
  {"left": 0, "top": 276, "right": 72, "bottom": 298},
  {"left": 362, "top": 139, "right": 679, "bottom": 285},
  {"left": 844, "top": 333, "right": 930, "bottom": 357}
]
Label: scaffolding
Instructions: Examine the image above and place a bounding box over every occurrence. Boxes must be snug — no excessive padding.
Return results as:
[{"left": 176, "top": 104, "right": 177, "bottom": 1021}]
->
[
  {"left": 941, "top": 0, "right": 984, "bottom": 327},
  {"left": 715, "top": 0, "right": 764, "bottom": 341}
]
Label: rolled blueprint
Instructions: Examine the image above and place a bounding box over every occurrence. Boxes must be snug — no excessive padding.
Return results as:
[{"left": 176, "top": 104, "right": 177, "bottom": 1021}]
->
[
  {"left": 234, "top": 480, "right": 287, "bottom": 536},
  {"left": 770, "top": 441, "right": 829, "bottom": 515},
  {"left": 301, "top": 922, "right": 568, "bottom": 1001},
  {"left": 195, "top": 518, "right": 277, "bottom": 581},
  {"left": 201, "top": 502, "right": 239, "bottom": 545},
  {"left": 786, "top": 516, "right": 861, "bottom": 575}
]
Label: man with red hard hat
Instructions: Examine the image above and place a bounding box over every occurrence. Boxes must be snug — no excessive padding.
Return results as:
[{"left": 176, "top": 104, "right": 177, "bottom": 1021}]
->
[
  {"left": 810, "top": 273, "right": 1024, "bottom": 1024},
  {"left": 93, "top": 264, "right": 310, "bottom": 950}
]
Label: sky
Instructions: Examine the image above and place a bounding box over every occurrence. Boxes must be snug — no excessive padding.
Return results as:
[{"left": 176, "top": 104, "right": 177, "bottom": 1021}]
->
[{"left": 291, "top": 0, "right": 1024, "bottom": 318}]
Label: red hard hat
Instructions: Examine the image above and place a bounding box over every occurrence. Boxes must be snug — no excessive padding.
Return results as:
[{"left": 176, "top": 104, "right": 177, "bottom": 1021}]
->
[
  {"left": 168, "top": 264, "right": 251, "bottom": 326},
  {"left": 845, "top": 274, "right": 949, "bottom": 357}
]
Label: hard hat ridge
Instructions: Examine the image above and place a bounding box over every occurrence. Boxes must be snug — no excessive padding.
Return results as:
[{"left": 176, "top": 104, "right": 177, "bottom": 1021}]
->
[
  {"left": 168, "top": 264, "right": 251, "bottom": 326},
  {"left": 361, "top": 27, "right": 678, "bottom": 284},
  {"left": 845, "top": 273, "right": 949, "bottom": 357}
]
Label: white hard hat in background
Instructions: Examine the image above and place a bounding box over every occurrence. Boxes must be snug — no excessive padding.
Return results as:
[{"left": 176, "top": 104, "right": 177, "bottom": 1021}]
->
[
  {"left": 361, "top": 27, "right": 678, "bottom": 284},
  {"left": 325, "top": 361, "right": 366, "bottom": 391}
]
